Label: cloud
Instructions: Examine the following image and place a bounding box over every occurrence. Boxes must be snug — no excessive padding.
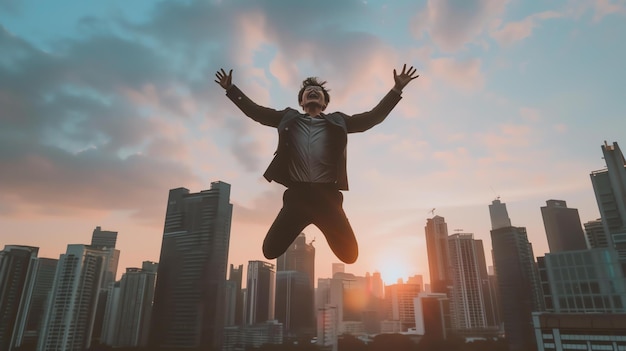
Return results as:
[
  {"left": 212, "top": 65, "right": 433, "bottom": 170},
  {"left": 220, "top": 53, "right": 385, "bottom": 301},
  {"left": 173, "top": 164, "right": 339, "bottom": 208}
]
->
[
  {"left": 411, "top": 0, "right": 508, "bottom": 52},
  {"left": 491, "top": 11, "right": 562, "bottom": 46},
  {"left": 566, "top": 0, "right": 626, "bottom": 22},
  {"left": 429, "top": 57, "right": 484, "bottom": 91}
]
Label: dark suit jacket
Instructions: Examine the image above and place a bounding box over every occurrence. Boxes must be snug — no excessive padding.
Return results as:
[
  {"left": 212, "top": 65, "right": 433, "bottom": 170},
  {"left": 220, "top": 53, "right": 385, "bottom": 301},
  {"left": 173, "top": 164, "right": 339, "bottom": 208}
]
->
[{"left": 226, "top": 85, "right": 402, "bottom": 190}]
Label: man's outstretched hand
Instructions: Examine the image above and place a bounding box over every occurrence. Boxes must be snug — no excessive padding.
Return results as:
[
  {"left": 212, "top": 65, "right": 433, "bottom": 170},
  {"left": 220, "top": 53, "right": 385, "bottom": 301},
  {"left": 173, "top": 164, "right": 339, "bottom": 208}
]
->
[
  {"left": 215, "top": 68, "right": 233, "bottom": 90},
  {"left": 393, "top": 64, "right": 419, "bottom": 93}
]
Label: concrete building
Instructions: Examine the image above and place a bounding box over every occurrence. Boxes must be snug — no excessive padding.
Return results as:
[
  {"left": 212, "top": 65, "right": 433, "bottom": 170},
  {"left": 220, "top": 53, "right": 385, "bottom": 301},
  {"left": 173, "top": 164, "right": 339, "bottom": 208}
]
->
[
  {"left": 385, "top": 280, "right": 422, "bottom": 331},
  {"left": 317, "top": 304, "right": 339, "bottom": 351},
  {"left": 38, "top": 244, "right": 109, "bottom": 351},
  {"left": 149, "top": 181, "right": 233, "bottom": 350},
  {"left": 533, "top": 312, "right": 626, "bottom": 351}
]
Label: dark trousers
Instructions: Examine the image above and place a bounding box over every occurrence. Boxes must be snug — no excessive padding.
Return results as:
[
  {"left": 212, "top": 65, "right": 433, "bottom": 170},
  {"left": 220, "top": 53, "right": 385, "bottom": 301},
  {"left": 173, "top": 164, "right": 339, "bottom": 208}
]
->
[{"left": 263, "top": 183, "right": 358, "bottom": 264}]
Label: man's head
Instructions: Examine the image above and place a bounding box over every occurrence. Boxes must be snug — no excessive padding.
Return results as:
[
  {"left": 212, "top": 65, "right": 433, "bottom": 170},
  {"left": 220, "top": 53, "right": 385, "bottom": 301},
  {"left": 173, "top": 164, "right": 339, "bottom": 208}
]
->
[{"left": 298, "top": 77, "right": 330, "bottom": 111}]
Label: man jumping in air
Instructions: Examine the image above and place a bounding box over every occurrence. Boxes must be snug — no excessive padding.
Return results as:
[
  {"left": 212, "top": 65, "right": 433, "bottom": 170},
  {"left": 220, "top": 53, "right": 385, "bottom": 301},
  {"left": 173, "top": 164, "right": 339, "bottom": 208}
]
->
[{"left": 215, "top": 65, "right": 418, "bottom": 264}]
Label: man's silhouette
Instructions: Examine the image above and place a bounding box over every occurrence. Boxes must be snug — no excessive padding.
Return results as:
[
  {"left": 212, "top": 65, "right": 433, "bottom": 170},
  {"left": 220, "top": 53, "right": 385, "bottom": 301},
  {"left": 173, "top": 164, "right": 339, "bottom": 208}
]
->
[{"left": 215, "top": 65, "right": 418, "bottom": 263}]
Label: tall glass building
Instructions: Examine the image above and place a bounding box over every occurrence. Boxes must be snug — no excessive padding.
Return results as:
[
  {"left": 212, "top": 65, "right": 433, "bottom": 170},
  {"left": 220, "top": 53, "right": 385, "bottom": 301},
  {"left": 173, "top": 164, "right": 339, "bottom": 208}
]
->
[{"left": 149, "top": 181, "right": 233, "bottom": 350}]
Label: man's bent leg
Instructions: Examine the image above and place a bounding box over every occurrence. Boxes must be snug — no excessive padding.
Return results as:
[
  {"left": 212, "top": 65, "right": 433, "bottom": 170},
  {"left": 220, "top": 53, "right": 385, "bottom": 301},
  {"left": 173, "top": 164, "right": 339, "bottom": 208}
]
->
[
  {"left": 314, "top": 189, "right": 358, "bottom": 264},
  {"left": 263, "top": 188, "right": 311, "bottom": 259}
]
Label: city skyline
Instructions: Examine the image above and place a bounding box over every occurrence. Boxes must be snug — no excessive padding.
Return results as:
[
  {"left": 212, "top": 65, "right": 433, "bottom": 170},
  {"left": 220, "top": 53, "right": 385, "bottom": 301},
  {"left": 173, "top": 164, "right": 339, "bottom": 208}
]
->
[{"left": 2, "top": 1, "right": 626, "bottom": 285}]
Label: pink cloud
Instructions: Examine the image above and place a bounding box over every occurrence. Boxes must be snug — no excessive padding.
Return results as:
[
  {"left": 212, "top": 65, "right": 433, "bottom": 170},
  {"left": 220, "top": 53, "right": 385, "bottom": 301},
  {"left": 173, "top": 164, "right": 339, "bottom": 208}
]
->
[
  {"left": 429, "top": 57, "right": 484, "bottom": 91},
  {"left": 412, "top": 0, "right": 508, "bottom": 52},
  {"left": 491, "top": 11, "right": 562, "bottom": 46}
]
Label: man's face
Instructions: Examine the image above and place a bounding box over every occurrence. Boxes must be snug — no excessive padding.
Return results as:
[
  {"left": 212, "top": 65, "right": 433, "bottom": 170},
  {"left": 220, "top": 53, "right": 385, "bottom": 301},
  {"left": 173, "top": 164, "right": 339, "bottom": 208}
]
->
[{"left": 300, "top": 85, "right": 327, "bottom": 110}]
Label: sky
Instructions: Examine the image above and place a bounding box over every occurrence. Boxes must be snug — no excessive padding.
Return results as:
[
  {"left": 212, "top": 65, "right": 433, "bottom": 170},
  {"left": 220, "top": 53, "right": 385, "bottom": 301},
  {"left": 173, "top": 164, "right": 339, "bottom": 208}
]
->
[{"left": 1, "top": 0, "right": 625, "bottom": 286}]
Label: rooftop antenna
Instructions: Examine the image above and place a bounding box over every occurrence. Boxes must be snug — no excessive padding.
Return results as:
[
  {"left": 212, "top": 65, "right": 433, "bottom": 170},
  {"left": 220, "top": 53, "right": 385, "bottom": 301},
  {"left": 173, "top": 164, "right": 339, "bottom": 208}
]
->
[
  {"left": 489, "top": 186, "right": 500, "bottom": 201},
  {"left": 428, "top": 208, "right": 436, "bottom": 216}
]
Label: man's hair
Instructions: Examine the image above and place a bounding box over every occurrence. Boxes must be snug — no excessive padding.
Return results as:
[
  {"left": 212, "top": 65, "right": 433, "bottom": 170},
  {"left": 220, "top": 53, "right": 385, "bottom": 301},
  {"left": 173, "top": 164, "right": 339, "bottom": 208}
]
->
[{"left": 298, "top": 77, "right": 330, "bottom": 105}]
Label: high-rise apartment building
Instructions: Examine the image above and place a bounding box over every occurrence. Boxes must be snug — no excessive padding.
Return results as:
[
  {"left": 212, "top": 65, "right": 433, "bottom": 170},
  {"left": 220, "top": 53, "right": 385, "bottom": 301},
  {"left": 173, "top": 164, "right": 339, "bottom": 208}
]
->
[
  {"left": 0, "top": 245, "right": 39, "bottom": 351},
  {"left": 541, "top": 200, "right": 587, "bottom": 253},
  {"left": 246, "top": 260, "right": 276, "bottom": 325},
  {"left": 584, "top": 218, "right": 609, "bottom": 248},
  {"left": 447, "top": 234, "right": 490, "bottom": 333},
  {"left": 109, "top": 262, "right": 158, "bottom": 347},
  {"left": 38, "top": 244, "right": 109, "bottom": 351},
  {"left": 10, "top": 257, "right": 58, "bottom": 350},
  {"left": 149, "top": 181, "right": 233, "bottom": 350},
  {"left": 385, "top": 280, "right": 422, "bottom": 331},
  {"left": 590, "top": 141, "right": 626, "bottom": 267},
  {"left": 275, "top": 233, "right": 315, "bottom": 337},
  {"left": 425, "top": 216, "right": 451, "bottom": 294},
  {"left": 489, "top": 199, "right": 543, "bottom": 351}
]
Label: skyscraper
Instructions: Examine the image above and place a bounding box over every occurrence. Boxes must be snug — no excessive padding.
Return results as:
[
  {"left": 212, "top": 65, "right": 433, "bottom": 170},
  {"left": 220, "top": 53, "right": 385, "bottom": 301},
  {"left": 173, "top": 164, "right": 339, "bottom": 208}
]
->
[
  {"left": 91, "top": 226, "right": 118, "bottom": 248},
  {"left": 425, "top": 216, "right": 451, "bottom": 294},
  {"left": 149, "top": 181, "right": 233, "bottom": 350},
  {"left": 541, "top": 200, "right": 587, "bottom": 253},
  {"left": 447, "top": 234, "right": 490, "bottom": 333},
  {"left": 10, "top": 257, "right": 58, "bottom": 350},
  {"left": 39, "top": 244, "right": 109, "bottom": 351},
  {"left": 275, "top": 233, "right": 315, "bottom": 337},
  {"left": 89, "top": 226, "right": 120, "bottom": 346},
  {"left": 590, "top": 141, "right": 626, "bottom": 266},
  {"left": 246, "top": 260, "right": 276, "bottom": 325},
  {"left": 225, "top": 264, "right": 244, "bottom": 326},
  {"left": 109, "top": 262, "right": 158, "bottom": 347},
  {"left": 488, "top": 198, "right": 512, "bottom": 230},
  {"left": 489, "top": 199, "right": 544, "bottom": 351},
  {"left": 0, "top": 245, "right": 38, "bottom": 351},
  {"left": 90, "top": 226, "right": 120, "bottom": 288}
]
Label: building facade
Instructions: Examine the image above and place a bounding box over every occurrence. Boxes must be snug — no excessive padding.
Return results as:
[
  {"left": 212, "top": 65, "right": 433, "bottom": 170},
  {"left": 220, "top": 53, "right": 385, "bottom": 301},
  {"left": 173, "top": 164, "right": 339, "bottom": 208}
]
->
[
  {"left": 275, "top": 233, "right": 315, "bottom": 338},
  {"left": 9, "top": 257, "right": 58, "bottom": 350},
  {"left": 590, "top": 141, "right": 626, "bottom": 269},
  {"left": 149, "top": 181, "right": 233, "bottom": 350},
  {"left": 246, "top": 260, "right": 276, "bottom": 325},
  {"left": 0, "top": 245, "right": 39, "bottom": 351},
  {"left": 533, "top": 312, "right": 626, "bottom": 351},
  {"left": 425, "top": 216, "right": 451, "bottom": 295},
  {"left": 541, "top": 200, "right": 587, "bottom": 253},
  {"left": 537, "top": 248, "right": 626, "bottom": 313},
  {"left": 447, "top": 234, "right": 489, "bottom": 333},
  {"left": 38, "top": 244, "right": 109, "bottom": 351}
]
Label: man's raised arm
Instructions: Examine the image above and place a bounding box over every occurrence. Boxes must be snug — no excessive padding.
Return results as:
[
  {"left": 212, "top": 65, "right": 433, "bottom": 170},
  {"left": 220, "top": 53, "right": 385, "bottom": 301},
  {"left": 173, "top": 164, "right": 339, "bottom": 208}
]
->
[
  {"left": 345, "top": 64, "right": 419, "bottom": 133},
  {"left": 215, "top": 68, "right": 285, "bottom": 128}
]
